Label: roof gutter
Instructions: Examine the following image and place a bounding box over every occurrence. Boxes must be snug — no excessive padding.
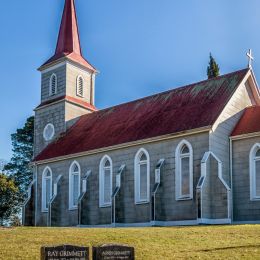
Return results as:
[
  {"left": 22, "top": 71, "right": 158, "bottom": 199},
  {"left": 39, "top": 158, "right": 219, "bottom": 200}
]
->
[
  {"left": 230, "top": 131, "right": 260, "bottom": 141},
  {"left": 33, "top": 125, "right": 211, "bottom": 166}
]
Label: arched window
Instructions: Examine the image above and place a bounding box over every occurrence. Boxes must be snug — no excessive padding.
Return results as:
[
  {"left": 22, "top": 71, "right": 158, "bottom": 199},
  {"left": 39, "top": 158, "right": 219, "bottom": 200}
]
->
[
  {"left": 76, "top": 75, "right": 84, "bottom": 97},
  {"left": 134, "top": 148, "right": 150, "bottom": 204},
  {"left": 49, "top": 74, "right": 57, "bottom": 96},
  {"left": 69, "top": 161, "right": 81, "bottom": 209},
  {"left": 175, "top": 140, "right": 193, "bottom": 200},
  {"left": 42, "top": 167, "right": 52, "bottom": 212},
  {"left": 99, "top": 155, "right": 112, "bottom": 207},
  {"left": 249, "top": 143, "right": 260, "bottom": 200}
]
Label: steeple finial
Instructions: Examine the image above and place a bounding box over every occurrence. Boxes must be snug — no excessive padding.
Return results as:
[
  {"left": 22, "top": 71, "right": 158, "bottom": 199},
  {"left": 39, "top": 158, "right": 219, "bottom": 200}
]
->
[{"left": 39, "top": 0, "right": 96, "bottom": 72}]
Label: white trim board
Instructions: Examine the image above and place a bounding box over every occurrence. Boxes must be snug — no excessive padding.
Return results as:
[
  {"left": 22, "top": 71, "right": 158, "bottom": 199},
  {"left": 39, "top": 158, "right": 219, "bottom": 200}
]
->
[
  {"left": 233, "top": 220, "right": 260, "bottom": 225},
  {"left": 77, "top": 219, "right": 232, "bottom": 228},
  {"left": 32, "top": 126, "right": 210, "bottom": 166},
  {"left": 198, "top": 218, "right": 231, "bottom": 225}
]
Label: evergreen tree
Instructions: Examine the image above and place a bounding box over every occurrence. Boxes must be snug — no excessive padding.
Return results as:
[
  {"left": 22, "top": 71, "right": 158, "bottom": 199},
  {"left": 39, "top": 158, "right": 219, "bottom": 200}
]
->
[
  {"left": 4, "top": 116, "right": 34, "bottom": 195},
  {"left": 207, "top": 53, "right": 220, "bottom": 79},
  {"left": 0, "top": 174, "right": 19, "bottom": 226}
]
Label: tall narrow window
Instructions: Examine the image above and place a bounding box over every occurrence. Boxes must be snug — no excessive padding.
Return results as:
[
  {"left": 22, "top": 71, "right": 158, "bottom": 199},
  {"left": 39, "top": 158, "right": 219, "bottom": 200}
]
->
[
  {"left": 175, "top": 140, "right": 193, "bottom": 200},
  {"left": 250, "top": 143, "right": 260, "bottom": 200},
  {"left": 69, "top": 161, "right": 81, "bottom": 209},
  {"left": 42, "top": 167, "right": 52, "bottom": 212},
  {"left": 76, "top": 75, "right": 84, "bottom": 97},
  {"left": 134, "top": 148, "right": 150, "bottom": 204},
  {"left": 49, "top": 74, "right": 57, "bottom": 96},
  {"left": 99, "top": 155, "right": 112, "bottom": 207}
]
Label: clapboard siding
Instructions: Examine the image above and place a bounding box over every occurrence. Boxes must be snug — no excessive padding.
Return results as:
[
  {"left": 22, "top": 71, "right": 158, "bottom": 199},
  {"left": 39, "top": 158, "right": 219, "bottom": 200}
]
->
[{"left": 209, "top": 80, "right": 254, "bottom": 184}]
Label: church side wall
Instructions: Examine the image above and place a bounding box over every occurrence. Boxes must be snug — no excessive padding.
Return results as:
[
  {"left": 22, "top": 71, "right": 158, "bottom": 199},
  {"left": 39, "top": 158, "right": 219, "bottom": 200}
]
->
[
  {"left": 232, "top": 136, "right": 260, "bottom": 222},
  {"left": 35, "top": 132, "right": 209, "bottom": 227},
  {"left": 209, "top": 81, "right": 254, "bottom": 185}
]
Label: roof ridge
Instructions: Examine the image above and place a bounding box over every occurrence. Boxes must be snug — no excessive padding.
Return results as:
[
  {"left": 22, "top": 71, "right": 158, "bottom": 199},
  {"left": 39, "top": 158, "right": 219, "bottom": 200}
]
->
[{"left": 87, "top": 68, "right": 249, "bottom": 115}]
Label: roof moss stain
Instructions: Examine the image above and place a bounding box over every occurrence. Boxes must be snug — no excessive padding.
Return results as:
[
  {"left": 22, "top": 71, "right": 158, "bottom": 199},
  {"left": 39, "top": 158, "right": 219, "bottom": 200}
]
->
[{"left": 35, "top": 69, "right": 249, "bottom": 161}]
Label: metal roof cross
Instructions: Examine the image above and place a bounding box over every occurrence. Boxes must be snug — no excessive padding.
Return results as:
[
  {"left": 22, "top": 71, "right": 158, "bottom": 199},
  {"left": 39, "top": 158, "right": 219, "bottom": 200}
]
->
[{"left": 247, "top": 49, "right": 254, "bottom": 69}]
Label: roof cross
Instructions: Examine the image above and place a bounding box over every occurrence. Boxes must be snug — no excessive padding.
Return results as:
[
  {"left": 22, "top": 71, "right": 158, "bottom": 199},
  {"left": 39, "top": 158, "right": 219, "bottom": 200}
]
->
[{"left": 247, "top": 49, "right": 254, "bottom": 69}]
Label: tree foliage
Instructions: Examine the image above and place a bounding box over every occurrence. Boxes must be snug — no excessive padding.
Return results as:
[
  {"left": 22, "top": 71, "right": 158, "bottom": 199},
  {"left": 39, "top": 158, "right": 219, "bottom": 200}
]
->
[
  {"left": 207, "top": 53, "right": 220, "bottom": 79},
  {"left": 4, "top": 116, "right": 34, "bottom": 195},
  {"left": 0, "top": 174, "right": 19, "bottom": 225}
]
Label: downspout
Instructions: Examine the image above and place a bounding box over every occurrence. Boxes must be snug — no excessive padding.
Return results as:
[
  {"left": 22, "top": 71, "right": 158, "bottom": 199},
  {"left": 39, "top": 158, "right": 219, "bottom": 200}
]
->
[
  {"left": 229, "top": 138, "right": 233, "bottom": 223},
  {"left": 34, "top": 164, "right": 38, "bottom": 227}
]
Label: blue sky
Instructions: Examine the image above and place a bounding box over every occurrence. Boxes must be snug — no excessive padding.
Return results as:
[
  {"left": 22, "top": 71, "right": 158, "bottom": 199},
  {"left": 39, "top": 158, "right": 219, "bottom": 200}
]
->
[{"left": 0, "top": 0, "right": 260, "bottom": 161}]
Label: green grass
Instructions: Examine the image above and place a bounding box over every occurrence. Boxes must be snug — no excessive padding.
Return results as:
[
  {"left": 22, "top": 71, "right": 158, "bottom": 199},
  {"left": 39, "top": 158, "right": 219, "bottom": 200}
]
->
[{"left": 0, "top": 225, "right": 260, "bottom": 259}]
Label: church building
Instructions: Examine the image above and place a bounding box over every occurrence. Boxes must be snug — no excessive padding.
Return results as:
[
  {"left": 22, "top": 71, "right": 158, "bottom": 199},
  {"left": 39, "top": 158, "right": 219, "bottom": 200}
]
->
[{"left": 24, "top": 0, "right": 260, "bottom": 227}]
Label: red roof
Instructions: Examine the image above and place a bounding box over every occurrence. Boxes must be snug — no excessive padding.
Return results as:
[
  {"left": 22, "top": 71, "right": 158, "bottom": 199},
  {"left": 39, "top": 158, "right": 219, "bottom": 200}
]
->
[
  {"left": 34, "top": 69, "right": 249, "bottom": 161},
  {"left": 40, "top": 0, "right": 96, "bottom": 72},
  {"left": 231, "top": 106, "right": 260, "bottom": 136}
]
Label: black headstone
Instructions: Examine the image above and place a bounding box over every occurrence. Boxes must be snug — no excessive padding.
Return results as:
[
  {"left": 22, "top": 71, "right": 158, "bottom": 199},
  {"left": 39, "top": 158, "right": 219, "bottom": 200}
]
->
[
  {"left": 93, "top": 244, "right": 135, "bottom": 260},
  {"left": 41, "top": 245, "right": 89, "bottom": 260}
]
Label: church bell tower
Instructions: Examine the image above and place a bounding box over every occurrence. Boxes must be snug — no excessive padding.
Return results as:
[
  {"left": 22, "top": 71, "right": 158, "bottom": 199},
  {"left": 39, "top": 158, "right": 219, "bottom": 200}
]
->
[{"left": 34, "top": 0, "right": 97, "bottom": 157}]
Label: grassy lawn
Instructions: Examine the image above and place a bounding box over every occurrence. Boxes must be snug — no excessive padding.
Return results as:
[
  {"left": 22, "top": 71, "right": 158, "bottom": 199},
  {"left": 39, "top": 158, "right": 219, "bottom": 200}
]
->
[{"left": 0, "top": 225, "right": 260, "bottom": 259}]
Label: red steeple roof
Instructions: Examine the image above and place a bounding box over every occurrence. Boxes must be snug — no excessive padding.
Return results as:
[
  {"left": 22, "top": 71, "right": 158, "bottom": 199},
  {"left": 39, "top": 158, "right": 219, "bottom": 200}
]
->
[{"left": 40, "top": 0, "right": 96, "bottom": 72}]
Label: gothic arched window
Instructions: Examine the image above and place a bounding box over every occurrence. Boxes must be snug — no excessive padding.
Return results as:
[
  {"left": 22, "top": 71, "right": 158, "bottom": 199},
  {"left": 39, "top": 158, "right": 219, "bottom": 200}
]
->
[
  {"left": 69, "top": 161, "right": 81, "bottom": 209},
  {"left": 134, "top": 148, "right": 150, "bottom": 204},
  {"left": 175, "top": 140, "right": 193, "bottom": 200},
  {"left": 76, "top": 75, "right": 84, "bottom": 97},
  {"left": 250, "top": 143, "right": 260, "bottom": 200},
  {"left": 99, "top": 155, "right": 112, "bottom": 207},
  {"left": 42, "top": 167, "right": 52, "bottom": 212},
  {"left": 49, "top": 73, "right": 57, "bottom": 96}
]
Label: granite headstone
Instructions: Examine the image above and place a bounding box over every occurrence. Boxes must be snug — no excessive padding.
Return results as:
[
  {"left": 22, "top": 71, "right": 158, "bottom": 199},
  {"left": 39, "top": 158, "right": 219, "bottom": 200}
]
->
[
  {"left": 92, "top": 244, "right": 135, "bottom": 260},
  {"left": 41, "top": 245, "right": 89, "bottom": 260}
]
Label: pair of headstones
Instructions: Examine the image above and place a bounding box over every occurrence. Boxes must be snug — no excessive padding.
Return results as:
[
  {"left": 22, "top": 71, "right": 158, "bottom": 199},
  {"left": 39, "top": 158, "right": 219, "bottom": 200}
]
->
[{"left": 41, "top": 244, "right": 135, "bottom": 260}]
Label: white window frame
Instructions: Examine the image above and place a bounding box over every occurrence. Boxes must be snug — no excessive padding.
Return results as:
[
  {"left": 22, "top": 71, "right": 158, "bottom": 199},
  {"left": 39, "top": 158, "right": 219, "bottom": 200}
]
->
[
  {"left": 134, "top": 148, "right": 150, "bottom": 204},
  {"left": 249, "top": 143, "right": 260, "bottom": 201},
  {"left": 69, "top": 161, "right": 81, "bottom": 210},
  {"left": 49, "top": 73, "right": 57, "bottom": 96},
  {"left": 175, "top": 140, "right": 193, "bottom": 201},
  {"left": 43, "top": 123, "right": 55, "bottom": 141},
  {"left": 99, "top": 155, "right": 113, "bottom": 208},
  {"left": 41, "top": 166, "right": 53, "bottom": 212},
  {"left": 76, "top": 75, "right": 84, "bottom": 97}
]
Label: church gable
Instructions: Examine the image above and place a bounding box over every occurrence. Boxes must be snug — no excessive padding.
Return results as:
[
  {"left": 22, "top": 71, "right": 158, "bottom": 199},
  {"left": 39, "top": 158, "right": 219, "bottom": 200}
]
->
[{"left": 34, "top": 68, "right": 249, "bottom": 162}]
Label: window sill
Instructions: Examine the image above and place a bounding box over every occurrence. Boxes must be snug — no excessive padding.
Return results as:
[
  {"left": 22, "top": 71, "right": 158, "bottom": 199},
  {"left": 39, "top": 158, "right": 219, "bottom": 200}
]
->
[
  {"left": 41, "top": 209, "right": 48, "bottom": 213},
  {"left": 76, "top": 94, "right": 84, "bottom": 98},
  {"left": 69, "top": 206, "right": 78, "bottom": 211},
  {"left": 176, "top": 197, "right": 193, "bottom": 201},
  {"left": 250, "top": 198, "right": 260, "bottom": 201},
  {"left": 99, "top": 204, "right": 112, "bottom": 208},
  {"left": 135, "top": 200, "right": 150, "bottom": 205}
]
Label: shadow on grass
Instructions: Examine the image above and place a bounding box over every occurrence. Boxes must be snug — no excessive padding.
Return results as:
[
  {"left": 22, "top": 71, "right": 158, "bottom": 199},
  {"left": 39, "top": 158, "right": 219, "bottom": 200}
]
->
[{"left": 197, "top": 245, "right": 260, "bottom": 252}]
